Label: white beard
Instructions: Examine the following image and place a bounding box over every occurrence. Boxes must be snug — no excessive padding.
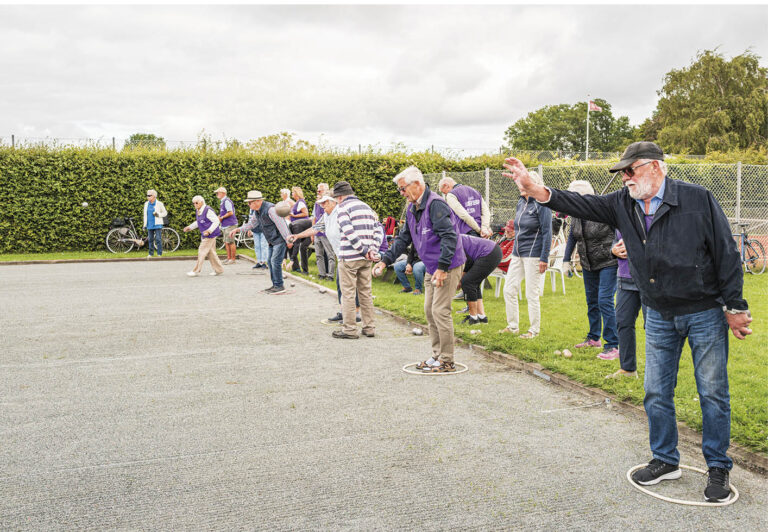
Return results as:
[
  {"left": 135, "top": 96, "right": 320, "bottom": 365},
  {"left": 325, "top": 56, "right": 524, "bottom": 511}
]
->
[{"left": 626, "top": 178, "right": 653, "bottom": 200}]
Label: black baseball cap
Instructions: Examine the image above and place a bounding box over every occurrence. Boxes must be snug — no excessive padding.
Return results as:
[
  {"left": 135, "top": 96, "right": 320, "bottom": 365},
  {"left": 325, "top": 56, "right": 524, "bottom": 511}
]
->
[{"left": 609, "top": 142, "right": 664, "bottom": 173}]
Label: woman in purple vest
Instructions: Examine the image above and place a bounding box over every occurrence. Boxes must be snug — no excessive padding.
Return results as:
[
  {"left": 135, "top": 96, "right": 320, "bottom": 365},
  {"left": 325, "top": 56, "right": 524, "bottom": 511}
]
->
[
  {"left": 182, "top": 195, "right": 224, "bottom": 277},
  {"left": 459, "top": 234, "right": 502, "bottom": 325},
  {"left": 288, "top": 186, "right": 312, "bottom": 274}
]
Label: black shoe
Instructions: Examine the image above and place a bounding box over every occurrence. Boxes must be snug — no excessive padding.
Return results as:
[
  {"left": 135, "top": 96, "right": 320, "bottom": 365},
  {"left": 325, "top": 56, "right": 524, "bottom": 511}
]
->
[
  {"left": 327, "top": 312, "right": 343, "bottom": 323},
  {"left": 477, "top": 316, "right": 489, "bottom": 324},
  {"left": 261, "top": 285, "right": 277, "bottom": 293},
  {"left": 399, "top": 287, "right": 413, "bottom": 293},
  {"left": 269, "top": 286, "right": 287, "bottom": 295},
  {"left": 252, "top": 264, "right": 260, "bottom": 269},
  {"left": 631, "top": 458, "right": 681, "bottom": 486},
  {"left": 704, "top": 467, "right": 731, "bottom": 502},
  {"left": 332, "top": 330, "right": 359, "bottom": 339},
  {"left": 461, "top": 315, "right": 479, "bottom": 325},
  {"left": 356, "top": 315, "right": 362, "bottom": 323}
]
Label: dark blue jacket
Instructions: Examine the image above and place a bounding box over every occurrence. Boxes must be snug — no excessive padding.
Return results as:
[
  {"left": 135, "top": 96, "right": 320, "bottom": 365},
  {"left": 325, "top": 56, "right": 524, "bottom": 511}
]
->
[
  {"left": 512, "top": 197, "right": 551, "bottom": 262},
  {"left": 546, "top": 177, "right": 747, "bottom": 319}
]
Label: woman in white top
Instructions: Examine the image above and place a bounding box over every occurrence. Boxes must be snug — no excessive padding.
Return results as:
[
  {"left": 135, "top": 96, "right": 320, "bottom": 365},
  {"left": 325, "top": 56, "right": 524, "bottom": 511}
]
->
[{"left": 143, "top": 189, "right": 168, "bottom": 257}]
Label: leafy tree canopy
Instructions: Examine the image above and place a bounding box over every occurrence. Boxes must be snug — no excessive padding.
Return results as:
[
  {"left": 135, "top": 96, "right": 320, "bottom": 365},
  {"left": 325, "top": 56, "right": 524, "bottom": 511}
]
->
[
  {"left": 246, "top": 132, "right": 318, "bottom": 153},
  {"left": 123, "top": 133, "right": 166, "bottom": 151},
  {"left": 647, "top": 50, "right": 768, "bottom": 154},
  {"left": 503, "top": 99, "right": 635, "bottom": 154}
]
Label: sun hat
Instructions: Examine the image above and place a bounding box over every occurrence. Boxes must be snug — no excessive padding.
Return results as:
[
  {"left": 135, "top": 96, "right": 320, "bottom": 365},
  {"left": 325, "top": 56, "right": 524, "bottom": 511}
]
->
[
  {"left": 244, "top": 190, "right": 264, "bottom": 202},
  {"left": 609, "top": 142, "right": 664, "bottom": 173}
]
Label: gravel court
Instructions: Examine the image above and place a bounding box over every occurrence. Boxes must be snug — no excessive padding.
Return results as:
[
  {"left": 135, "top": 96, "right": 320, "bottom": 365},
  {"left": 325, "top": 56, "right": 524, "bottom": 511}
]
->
[{"left": 0, "top": 261, "right": 766, "bottom": 530}]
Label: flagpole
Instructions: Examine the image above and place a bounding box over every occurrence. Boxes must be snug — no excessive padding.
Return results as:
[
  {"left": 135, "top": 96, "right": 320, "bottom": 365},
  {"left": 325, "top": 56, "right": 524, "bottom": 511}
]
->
[{"left": 585, "top": 96, "right": 590, "bottom": 161}]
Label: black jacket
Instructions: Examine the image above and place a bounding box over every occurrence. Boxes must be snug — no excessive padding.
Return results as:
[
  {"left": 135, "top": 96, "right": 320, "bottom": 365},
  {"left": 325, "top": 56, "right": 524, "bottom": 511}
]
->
[
  {"left": 565, "top": 218, "right": 618, "bottom": 271},
  {"left": 547, "top": 177, "right": 747, "bottom": 319}
]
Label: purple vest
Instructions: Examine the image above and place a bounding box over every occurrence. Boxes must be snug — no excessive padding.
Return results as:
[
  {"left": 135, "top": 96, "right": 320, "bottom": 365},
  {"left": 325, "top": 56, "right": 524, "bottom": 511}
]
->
[
  {"left": 196, "top": 205, "right": 222, "bottom": 238},
  {"left": 378, "top": 224, "right": 388, "bottom": 253},
  {"left": 407, "top": 191, "right": 466, "bottom": 275},
  {"left": 291, "top": 199, "right": 307, "bottom": 220},
  {"left": 450, "top": 184, "right": 483, "bottom": 235},
  {"left": 616, "top": 230, "right": 631, "bottom": 279},
  {"left": 219, "top": 197, "right": 237, "bottom": 227},
  {"left": 313, "top": 202, "right": 325, "bottom": 237},
  {"left": 460, "top": 234, "right": 497, "bottom": 261}
]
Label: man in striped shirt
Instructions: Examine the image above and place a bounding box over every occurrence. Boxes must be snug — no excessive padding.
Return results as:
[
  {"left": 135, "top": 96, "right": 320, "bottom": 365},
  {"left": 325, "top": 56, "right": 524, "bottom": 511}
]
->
[{"left": 332, "top": 181, "right": 382, "bottom": 339}]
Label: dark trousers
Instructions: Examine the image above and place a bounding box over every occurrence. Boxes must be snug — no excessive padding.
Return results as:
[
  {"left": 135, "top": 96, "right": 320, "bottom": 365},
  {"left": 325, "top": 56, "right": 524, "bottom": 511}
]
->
[
  {"left": 147, "top": 228, "right": 162, "bottom": 256},
  {"left": 289, "top": 218, "right": 312, "bottom": 273},
  {"left": 582, "top": 266, "right": 619, "bottom": 349},
  {"left": 462, "top": 246, "right": 502, "bottom": 301},
  {"left": 615, "top": 278, "right": 645, "bottom": 372}
]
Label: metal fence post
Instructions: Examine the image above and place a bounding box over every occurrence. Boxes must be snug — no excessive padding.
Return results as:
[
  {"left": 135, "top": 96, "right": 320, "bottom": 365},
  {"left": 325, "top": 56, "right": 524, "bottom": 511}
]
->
[
  {"left": 736, "top": 161, "right": 742, "bottom": 223},
  {"left": 538, "top": 164, "right": 543, "bottom": 181},
  {"left": 484, "top": 167, "right": 491, "bottom": 221},
  {"left": 112, "top": 137, "right": 116, "bottom": 150},
  {"left": 11, "top": 134, "right": 14, "bottom": 149}
]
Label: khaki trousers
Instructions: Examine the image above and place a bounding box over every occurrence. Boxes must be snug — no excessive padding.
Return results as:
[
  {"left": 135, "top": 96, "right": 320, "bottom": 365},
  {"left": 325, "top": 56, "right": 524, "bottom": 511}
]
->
[
  {"left": 424, "top": 265, "right": 464, "bottom": 363},
  {"left": 339, "top": 259, "right": 375, "bottom": 335},
  {"left": 194, "top": 237, "right": 224, "bottom": 274}
]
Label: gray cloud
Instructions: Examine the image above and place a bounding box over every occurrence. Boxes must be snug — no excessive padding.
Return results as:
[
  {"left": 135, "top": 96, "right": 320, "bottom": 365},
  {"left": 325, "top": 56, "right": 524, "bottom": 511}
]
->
[{"left": 1, "top": 5, "right": 766, "bottom": 151}]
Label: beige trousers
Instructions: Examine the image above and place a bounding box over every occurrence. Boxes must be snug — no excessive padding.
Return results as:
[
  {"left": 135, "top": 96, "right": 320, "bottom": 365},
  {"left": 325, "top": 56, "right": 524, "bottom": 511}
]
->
[
  {"left": 193, "top": 237, "right": 224, "bottom": 274},
  {"left": 423, "top": 265, "right": 464, "bottom": 364},
  {"left": 339, "top": 259, "right": 375, "bottom": 335},
  {"left": 503, "top": 255, "right": 544, "bottom": 334}
]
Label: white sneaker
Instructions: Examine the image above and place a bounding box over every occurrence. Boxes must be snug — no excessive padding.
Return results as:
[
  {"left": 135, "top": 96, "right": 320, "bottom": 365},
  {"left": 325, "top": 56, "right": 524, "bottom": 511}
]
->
[
  {"left": 209, "top": 271, "right": 223, "bottom": 276},
  {"left": 186, "top": 271, "right": 199, "bottom": 277},
  {"left": 146, "top": 254, "right": 153, "bottom": 258}
]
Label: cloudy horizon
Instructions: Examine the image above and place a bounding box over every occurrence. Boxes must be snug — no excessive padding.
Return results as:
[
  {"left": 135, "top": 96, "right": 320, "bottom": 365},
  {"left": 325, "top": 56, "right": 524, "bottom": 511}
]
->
[{"left": 1, "top": 4, "right": 767, "bottom": 153}]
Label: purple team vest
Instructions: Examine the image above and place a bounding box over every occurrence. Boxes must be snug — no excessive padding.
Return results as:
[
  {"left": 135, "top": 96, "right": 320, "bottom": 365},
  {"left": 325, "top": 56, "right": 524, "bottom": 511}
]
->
[
  {"left": 407, "top": 192, "right": 466, "bottom": 275},
  {"left": 313, "top": 202, "right": 325, "bottom": 237},
  {"left": 450, "top": 184, "right": 483, "bottom": 235},
  {"left": 616, "top": 230, "right": 631, "bottom": 279},
  {"left": 460, "top": 234, "right": 496, "bottom": 261},
  {"left": 219, "top": 197, "right": 237, "bottom": 227},
  {"left": 378, "top": 224, "right": 388, "bottom": 253},
  {"left": 196, "top": 205, "right": 222, "bottom": 238},
  {"left": 290, "top": 199, "right": 307, "bottom": 221}
]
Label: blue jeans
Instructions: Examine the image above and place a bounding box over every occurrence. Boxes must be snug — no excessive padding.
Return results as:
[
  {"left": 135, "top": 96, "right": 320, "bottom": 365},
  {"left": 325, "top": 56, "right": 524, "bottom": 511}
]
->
[
  {"left": 393, "top": 259, "right": 425, "bottom": 291},
  {"left": 147, "top": 228, "right": 162, "bottom": 256},
  {"left": 267, "top": 241, "right": 287, "bottom": 289},
  {"left": 253, "top": 231, "right": 268, "bottom": 263},
  {"left": 582, "top": 266, "right": 618, "bottom": 348},
  {"left": 644, "top": 306, "right": 732, "bottom": 470},
  {"left": 615, "top": 278, "right": 645, "bottom": 372}
]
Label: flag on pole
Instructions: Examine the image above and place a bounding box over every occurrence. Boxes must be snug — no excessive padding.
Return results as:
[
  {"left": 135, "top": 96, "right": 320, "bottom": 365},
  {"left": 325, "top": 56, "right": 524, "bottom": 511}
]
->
[{"left": 589, "top": 101, "right": 603, "bottom": 112}]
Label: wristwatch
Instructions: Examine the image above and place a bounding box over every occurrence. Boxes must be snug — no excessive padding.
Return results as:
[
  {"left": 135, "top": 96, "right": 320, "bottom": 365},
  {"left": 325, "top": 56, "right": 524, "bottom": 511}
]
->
[{"left": 723, "top": 306, "right": 751, "bottom": 316}]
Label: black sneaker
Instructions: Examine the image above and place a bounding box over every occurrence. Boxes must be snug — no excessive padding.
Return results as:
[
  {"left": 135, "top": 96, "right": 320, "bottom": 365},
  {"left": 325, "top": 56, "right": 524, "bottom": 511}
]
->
[
  {"left": 356, "top": 315, "right": 362, "bottom": 323},
  {"left": 269, "top": 286, "right": 287, "bottom": 295},
  {"left": 332, "top": 330, "right": 359, "bottom": 339},
  {"left": 327, "top": 312, "right": 343, "bottom": 323},
  {"left": 461, "top": 315, "right": 478, "bottom": 325},
  {"left": 477, "top": 316, "right": 489, "bottom": 324},
  {"left": 399, "top": 287, "right": 413, "bottom": 293},
  {"left": 631, "top": 458, "right": 681, "bottom": 486},
  {"left": 704, "top": 467, "right": 731, "bottom": 502},
  {"left": 261, "top": 285, "right": 277, "bottom": 293}
]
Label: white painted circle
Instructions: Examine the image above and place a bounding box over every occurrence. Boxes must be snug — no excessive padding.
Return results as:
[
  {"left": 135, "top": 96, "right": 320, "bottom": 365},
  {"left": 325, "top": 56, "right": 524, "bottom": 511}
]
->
[
  {"left": 626, "top": 464, "right": 739, "bottom": 507},
  {"left": 402, "top": 362, "right": 468, "bottom": 375}
]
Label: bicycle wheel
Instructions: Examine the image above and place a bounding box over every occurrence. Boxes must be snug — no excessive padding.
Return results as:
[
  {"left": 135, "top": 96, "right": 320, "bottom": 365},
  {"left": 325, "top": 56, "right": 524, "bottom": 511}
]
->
[
  {"left": 744, "top": 240, "right": 766, "bottom": 274},
  {"left": 572, "top": 252, "right": 583, "bottom": 278},
  {"left": 217, "top": 236, "right": 225, "bottom": 250},
  {"left": 242, "top": 232, "right": 254, "bottom": 250},
  {"left": 161, "top": 227, "right": 181, "bottom": 253},
  {"left": 106, "top": 227, "right": 135, "bottom": 253}
]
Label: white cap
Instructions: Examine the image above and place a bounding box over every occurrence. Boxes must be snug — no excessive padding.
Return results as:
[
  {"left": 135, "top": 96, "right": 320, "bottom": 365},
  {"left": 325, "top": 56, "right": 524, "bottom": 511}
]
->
[{"left": 317, "top": 195, "right": 337, "bottom": 204}]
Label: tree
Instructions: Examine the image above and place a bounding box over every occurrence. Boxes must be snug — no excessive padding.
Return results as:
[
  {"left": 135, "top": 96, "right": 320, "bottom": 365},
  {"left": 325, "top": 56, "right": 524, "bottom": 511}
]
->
[
  {"left": 123, "top": 133, "right": 166, "bottom": 151},
  {"left": 502, "top": 99, "right": 635, "bottom": 154},
  {"left": 647, "top": 50, "right": 768, "bottom": 154},
  {"left": 246, "top": 132, "right": 318, "bottom": 153}
]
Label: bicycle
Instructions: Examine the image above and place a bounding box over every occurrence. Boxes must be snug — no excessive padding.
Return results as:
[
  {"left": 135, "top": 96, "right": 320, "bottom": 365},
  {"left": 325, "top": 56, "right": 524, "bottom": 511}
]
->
[
  {"left": 105, "top": 216, "right": 181, "bottom": 254},
  {"left": 217, "top": 215, "right": 254, "bottom": 251},
  {"left": 732, "top": 223, "right": 765, "bottom": 275}
]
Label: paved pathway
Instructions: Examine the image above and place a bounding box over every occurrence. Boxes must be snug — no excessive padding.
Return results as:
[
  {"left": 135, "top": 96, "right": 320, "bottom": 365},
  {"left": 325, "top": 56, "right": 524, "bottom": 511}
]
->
[{"left": 1, "top": 261, "right": 765, "bottom": 530}]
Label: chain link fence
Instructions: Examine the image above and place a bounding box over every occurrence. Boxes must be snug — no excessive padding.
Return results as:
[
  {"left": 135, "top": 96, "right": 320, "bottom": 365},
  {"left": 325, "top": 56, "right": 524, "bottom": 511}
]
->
[{"left": 426, "top": 163, "right": 768, "bottom": 242}]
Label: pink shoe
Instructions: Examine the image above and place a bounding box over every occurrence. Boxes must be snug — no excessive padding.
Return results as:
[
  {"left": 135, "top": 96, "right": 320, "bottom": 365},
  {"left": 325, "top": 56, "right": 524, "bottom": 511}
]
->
[
  {"left": 574, "top": 338, "right": 602, "bottom": 349},
  {"left": 597, "top": 348, "right": 620, "bottom": 360}
]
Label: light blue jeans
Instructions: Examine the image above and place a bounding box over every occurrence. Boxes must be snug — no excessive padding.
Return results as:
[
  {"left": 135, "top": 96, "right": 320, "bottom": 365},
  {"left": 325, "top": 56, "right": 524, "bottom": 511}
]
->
[
  {"left": 393, "top": 259, "right": 425, "bottom": 291},
  {"left": 643, "top": 306, "right": 732, "bottom": 470},
  {"left": 252, "top": 231, "right": 268, "bottom": 263}
]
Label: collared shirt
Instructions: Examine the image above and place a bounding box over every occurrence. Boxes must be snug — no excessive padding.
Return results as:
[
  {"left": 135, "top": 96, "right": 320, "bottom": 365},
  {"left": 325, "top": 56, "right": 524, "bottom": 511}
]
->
[{"left": 635, "top": 179, "right": 666, "bottom": 215}]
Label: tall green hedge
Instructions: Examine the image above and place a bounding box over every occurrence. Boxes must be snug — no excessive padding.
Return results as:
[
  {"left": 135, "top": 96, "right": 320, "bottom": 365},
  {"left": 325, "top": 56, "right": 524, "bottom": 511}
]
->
[{"left": 0, "top": 147, "right": 506, "bottom": 253}]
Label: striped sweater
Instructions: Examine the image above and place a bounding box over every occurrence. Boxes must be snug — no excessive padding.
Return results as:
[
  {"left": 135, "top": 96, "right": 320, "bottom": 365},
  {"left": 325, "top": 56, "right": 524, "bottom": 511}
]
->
[{"left": 335, "top": 195, "right": 382, "bottom": 261}]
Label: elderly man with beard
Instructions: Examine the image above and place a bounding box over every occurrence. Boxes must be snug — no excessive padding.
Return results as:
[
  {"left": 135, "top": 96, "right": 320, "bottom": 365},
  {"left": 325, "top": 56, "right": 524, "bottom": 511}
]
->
[
  {"left": 503, "top": 141, "right": 752, "bottom": 503},
  {"left": 374, "top": 166, "right": 466, "bottom": 373}
]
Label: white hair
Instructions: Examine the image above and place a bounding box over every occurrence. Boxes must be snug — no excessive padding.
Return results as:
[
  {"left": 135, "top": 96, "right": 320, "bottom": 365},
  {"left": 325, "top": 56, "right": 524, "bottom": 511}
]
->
[
  {"left": 528, "top": 170, "right": 544, "bottom": 186},
  {"left": 317, "top": 182, "right": 329, "bottom": 191},
  {"left": 192, "top": 195, "right": 205, "bottom": 206},
  {"left": 567, "top": 180, "right": 594, "bottom": 196},
  {"left": 146, "top": 189, "right": 157, "bottom": 197},
  {"left": 393, "top": 165, "right": 424, "bottom": 186},
  {"left": 280, "top": 188, "right": 291, "bottom": 197},
  {"left": 437, "top": 176, "right": 456, "bottom": 189}
]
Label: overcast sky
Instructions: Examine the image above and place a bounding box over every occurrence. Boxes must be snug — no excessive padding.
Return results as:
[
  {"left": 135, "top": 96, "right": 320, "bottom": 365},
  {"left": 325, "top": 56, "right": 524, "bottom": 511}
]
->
[{"left": 1, "top": 4, "right": 767, "bottom": 153}]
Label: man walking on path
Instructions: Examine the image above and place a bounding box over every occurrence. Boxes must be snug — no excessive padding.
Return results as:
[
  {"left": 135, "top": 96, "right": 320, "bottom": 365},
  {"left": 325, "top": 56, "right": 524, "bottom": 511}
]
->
[
  {"left": 503, "top": 141, "right": 752, "bottom": 502},
  {"left": 375, "top": 166, "right": 466, "bottom": 373},
  {"left": 438, "top": 177, "right": 492, "bottom": 238},
  {"left": 215, "top": 187, "right": 238, "bottom": 264},
  {"left": 313, "top": 182, "right": 336, "bottom": 280},
  {"left": 332, "top": 181, "right": 381, "bottom": 339},
  {"left": 233, "top": 190, "right": 291, "bottom": 294}
]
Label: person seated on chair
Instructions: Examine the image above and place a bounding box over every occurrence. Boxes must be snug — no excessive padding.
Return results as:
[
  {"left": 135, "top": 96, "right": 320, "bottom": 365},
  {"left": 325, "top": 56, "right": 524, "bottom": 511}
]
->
[
  {"left": 392, "top": 244, "right": 426, "bottom": 295},
  {"left": 497, "top": 219, "right": 515, "bottom": 274}
]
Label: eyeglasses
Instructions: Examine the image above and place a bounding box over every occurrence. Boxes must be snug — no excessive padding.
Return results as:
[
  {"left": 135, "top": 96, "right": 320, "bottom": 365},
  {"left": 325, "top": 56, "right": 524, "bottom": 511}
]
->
[
  {"left": 398, "top": 183, "right": 412, "bottom": 192},
  {"left": 622, "top": 160, "right": 654, "bottom": 177},
  {"left": 147, "top": 195, "right": 153, "bottom": 197}
]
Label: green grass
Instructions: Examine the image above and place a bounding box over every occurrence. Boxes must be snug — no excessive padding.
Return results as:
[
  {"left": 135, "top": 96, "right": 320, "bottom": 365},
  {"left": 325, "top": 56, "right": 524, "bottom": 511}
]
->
[
  {"left": 296, "top": 263, "right": 768, "bottom": 455},
  {"left": 0, "top": 249, "right": 202, "bottom": 261}
]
